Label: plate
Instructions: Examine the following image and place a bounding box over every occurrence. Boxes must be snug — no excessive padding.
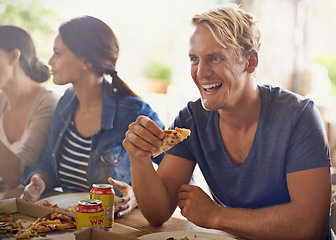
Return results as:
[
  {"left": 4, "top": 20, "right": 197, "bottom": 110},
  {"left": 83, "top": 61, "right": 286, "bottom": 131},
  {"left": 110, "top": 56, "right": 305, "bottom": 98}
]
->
[
  {"left": 37, "top": 192, "right": 120, "bottom": 208},
  {"left": 137, "top": 231, "right": 236, "bottom": 240}
]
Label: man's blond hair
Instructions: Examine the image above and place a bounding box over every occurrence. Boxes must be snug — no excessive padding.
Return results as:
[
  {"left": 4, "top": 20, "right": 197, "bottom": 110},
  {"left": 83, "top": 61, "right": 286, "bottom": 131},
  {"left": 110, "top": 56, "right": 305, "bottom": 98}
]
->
[{"left": 192, "top": 4, "right": 261, "bottom": 61}]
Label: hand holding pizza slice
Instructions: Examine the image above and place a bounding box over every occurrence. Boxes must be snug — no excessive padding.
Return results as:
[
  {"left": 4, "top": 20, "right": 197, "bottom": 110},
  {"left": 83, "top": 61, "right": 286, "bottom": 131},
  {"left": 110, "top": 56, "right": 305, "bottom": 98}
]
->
[{"left": 152, "top": 127, "right": 191, "bottom": 158}]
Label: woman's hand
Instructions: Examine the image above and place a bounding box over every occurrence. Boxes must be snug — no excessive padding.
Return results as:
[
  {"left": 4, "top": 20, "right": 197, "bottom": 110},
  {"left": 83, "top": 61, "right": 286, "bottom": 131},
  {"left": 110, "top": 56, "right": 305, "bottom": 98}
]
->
[
  {"left": 108, "top": 177, "right": 137, "bottom": 217},
  {"left": 20, "top": 175, "right": 46, "bottom": 202}
]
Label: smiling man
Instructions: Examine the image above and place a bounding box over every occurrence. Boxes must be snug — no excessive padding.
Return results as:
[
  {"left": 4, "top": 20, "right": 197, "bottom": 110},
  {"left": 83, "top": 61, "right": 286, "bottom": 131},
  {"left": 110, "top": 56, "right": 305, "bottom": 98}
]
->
[{"left": 122, "top": 4, "right": 332, "bottom": 239}]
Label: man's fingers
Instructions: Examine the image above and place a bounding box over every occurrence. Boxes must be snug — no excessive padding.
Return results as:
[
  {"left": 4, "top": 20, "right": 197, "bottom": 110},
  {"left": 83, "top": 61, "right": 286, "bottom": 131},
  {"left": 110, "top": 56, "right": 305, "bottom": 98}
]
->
[
  {"left": 136, "top": 116, "right": 164, "bottom": 139},
  {"left": 128, "top": 121, "right": 163, "bottom": 148},
  {"left": 132, "top": 116, "right": 164, "bottom": 147},
  {"left": 125, "top": 129, "right": 158, "bottom": 152},
  {"left": 122, "top": 116, "right": 165, "bottom": 158},
  {"left": 122, "top": 138, "right": 152, "bottom": 158}
]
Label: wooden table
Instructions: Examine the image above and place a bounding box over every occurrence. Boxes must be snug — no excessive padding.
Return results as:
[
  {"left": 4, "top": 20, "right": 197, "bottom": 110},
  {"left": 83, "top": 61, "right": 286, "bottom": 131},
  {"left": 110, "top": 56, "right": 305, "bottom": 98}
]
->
[
  {"left": 111, "top": 208, "right": 237, "bottom": 239},
  {"left": 0, "top": 183, "right": 240, "bottom": 239}
]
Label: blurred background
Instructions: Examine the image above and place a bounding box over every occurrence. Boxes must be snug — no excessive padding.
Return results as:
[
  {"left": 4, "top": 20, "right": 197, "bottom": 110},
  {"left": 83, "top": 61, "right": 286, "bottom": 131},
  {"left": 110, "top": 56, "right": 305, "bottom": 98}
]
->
[{"left": 1, "top": 0, "right": 335, "bottom": 165}]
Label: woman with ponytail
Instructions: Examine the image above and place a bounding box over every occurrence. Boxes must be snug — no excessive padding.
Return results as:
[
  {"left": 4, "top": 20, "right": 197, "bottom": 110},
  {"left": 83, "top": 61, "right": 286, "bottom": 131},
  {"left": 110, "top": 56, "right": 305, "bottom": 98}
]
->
[
  {"left": 0, "top": 26, "right": 59, "bottom": 188},
  {"left": 20, "top": 16, "right": 164, "bottom": 217}
]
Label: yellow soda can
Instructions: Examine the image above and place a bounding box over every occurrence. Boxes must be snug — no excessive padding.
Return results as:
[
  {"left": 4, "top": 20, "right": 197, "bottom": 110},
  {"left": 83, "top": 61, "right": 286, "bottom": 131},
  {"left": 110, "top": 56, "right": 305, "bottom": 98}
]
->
[
  {"left": 76, "top": 199, "right": 104, "bottom": 231},
  {"left": 90, "top": 184, "right": 115, "bottom": 229}
]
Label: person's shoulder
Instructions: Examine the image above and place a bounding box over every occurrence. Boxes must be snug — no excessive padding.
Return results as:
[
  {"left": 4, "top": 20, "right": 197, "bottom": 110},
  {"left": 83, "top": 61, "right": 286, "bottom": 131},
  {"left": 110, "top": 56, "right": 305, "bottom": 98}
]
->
[
  {"left": 51, "top": 86, "right": 77, "bottom": 113},
  {"left": 259, "top": 84, "right": 318, "bottom": 125},
  {"left": 106, "top": 95, "right": 141, "bottom": 108},
  {"left": 260, "top": 84, "right": 312, "bottom": 107},
  {"left": 31, "top": 87, "right": 59, "bottom": 112},
  {"left": 58, "top": 86, "right": 76, "bottom": 101},
  {"left": 103, "top": 94, "right": 155, "bottom": 116},
  {"left": 38, "top": 87, "right": 60, "bottom": 103},
  {"left": 119, "top": 95, "right": 144, "bottom": 104},
  {"left": 119, "top": 95, "right": 158, "bottom": 111}
]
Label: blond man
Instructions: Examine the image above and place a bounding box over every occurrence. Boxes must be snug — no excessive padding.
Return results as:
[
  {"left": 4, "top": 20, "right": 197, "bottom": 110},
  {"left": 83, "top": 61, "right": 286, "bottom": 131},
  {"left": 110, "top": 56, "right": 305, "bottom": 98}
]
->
[{"left": 123, "top": 4, "right": 332, "bottom": 239}]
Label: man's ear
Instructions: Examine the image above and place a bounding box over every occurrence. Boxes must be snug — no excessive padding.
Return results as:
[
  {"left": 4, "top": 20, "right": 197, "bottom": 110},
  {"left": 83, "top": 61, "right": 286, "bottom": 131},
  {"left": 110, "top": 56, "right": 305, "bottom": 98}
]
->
[
  {"left": 9, "top": 49, "right": 21, "bottom": 65},
  {"left": 246, "top": 50, "right": 258, "bottom": 73}
]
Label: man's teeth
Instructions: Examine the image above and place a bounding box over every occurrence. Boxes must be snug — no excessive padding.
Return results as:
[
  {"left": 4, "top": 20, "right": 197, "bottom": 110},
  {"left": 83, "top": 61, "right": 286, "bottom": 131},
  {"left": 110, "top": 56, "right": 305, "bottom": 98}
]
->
[{"left": 202, "top": 83, "right": 221, "bottom": 90}]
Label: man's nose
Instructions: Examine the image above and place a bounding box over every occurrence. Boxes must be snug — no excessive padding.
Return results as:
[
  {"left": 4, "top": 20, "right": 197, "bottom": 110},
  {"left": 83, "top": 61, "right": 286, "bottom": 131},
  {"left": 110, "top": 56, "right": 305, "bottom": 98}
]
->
[{"left": 196, "top": 61, "right": 212, "bottom": 79}]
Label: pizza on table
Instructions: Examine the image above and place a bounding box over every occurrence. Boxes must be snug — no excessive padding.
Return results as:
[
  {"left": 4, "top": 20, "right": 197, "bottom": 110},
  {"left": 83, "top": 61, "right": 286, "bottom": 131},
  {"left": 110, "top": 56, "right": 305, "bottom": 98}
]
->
[{"left": 0, "top": 210, "right": 76, "bottom": 239}]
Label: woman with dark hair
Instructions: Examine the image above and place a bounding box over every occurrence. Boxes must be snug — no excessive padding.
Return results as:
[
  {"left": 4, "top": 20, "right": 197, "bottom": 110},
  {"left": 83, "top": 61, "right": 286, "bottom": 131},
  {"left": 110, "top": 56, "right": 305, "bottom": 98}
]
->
[
  {"left": 20, "top": 16, "right": 164, "bottom": 217},
  {"left": 0, "top": 25, "right": 59, "bottom": 188}
]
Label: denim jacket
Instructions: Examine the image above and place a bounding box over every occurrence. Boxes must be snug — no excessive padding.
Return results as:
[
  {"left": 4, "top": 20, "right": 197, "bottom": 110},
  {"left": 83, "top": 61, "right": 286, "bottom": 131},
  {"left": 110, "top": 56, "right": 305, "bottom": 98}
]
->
[{"left": 21, "top": 79, "right": 164, "bottom": 196}]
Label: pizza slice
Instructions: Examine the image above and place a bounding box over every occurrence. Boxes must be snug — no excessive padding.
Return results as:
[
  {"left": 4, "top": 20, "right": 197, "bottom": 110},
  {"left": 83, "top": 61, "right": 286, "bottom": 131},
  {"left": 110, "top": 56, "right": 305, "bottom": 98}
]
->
[
  {"left": 0, "top": 211, "right": 23, "bottom": 233},
  {"left": 152, "top": 127, "right": 191, "bottom": 158},
  {"left": 14, "top": 228, "right": 38, "bottom": 239},
  {"left": 14, "top": 212, "right": 76, "bottom": 239},
  {"left": 37, "top": 200, "right": 76, "bottom": 212}
]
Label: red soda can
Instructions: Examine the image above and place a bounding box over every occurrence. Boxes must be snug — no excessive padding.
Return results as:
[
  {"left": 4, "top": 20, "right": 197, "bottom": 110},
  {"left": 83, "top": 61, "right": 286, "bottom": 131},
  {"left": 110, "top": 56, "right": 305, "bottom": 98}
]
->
[
  {"left": 90, "top": 184, "right": 115, "bottom": 229},
  {"left": 76, "top": 199, "right": 104, "bottom": 231}
]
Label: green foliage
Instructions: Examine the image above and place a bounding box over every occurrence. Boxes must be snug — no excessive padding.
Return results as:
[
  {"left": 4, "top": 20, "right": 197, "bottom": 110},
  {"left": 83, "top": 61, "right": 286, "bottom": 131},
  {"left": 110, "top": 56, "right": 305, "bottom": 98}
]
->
[
  {"left": 146, "top": 61, "right": 172, "bottom": 85},
  {"left": 316, "top": 55, "right": 336, "bottom": 96},
  {"left": 0, "top": 0, "right": 61, "bottom": 61}
]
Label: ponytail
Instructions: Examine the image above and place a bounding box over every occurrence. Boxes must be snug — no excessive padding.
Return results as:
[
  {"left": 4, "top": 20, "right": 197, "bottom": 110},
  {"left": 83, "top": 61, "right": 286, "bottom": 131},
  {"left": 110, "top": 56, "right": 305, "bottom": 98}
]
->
[
  {"left": 20, "top": 56, "right": 50, "bottom": 83},
  {"left": 110, "top": 71, "right": 139, "bottom": 98},
  {"left": 0, "top": 25, "right": 50, "bottom": 83}
]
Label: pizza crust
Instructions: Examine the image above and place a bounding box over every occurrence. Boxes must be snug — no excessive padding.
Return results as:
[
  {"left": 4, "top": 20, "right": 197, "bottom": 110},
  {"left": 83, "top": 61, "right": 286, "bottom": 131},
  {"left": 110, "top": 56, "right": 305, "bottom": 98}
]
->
[
  {"left": 37, "top": 200, "right": 76, "bottom": 212},
  {"left": 152, "top": 127, "right": 191, "bottom": 158}
]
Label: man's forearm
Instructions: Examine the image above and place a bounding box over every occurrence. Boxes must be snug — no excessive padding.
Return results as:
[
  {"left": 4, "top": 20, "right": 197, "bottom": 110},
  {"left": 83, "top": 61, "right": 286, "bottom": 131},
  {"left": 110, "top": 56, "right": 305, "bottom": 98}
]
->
[
  {"left": 130, "top": 157, "right": 176, "bottom": 226},
  {"left": 210, "top": 202, "right": 328, "bottom": 240}
]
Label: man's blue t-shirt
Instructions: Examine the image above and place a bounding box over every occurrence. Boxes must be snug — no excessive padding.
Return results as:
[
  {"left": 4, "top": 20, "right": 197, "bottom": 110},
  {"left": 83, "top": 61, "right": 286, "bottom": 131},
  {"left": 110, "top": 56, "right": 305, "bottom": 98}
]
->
[{"left": 167, "top": 84, "right": 330, "bottom": 209}]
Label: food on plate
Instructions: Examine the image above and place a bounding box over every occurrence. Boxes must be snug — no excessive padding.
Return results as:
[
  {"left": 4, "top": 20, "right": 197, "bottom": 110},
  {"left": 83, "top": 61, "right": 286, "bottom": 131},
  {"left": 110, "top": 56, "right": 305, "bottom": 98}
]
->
[
  {"left": 152, "top": 127, "right": 191, "bottom": 157},
  {"left": 37, "top": 200, "right": 76, "bottom": 212},
  {"left": 14, "top": 228, "right": 38, "bottom": 239},
  {"left": 0, "top": 211, "right": 23, "bottom": 233},
  {"left": 14, "top": 212, "right": 76, "bottom": 239},
  {"left": 166, "top": 234, "right": 198, "bottom": 240},
  {"left": 166, "top": 237, "right": 190, "bottom": 240}
]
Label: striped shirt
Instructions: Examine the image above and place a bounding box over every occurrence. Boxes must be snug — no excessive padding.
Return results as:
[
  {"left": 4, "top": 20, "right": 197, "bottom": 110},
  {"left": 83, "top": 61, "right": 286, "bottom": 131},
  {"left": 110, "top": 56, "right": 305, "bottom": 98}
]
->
[{"left": 58, "top": 119, "right": 92, "bottom": 192}]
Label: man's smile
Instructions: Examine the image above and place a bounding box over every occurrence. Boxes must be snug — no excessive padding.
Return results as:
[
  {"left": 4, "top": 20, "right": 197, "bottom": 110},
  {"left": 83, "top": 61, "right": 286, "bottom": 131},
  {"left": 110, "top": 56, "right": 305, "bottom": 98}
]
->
[{"left": 202, "top": 82, "right": 222, "bottom": 92}]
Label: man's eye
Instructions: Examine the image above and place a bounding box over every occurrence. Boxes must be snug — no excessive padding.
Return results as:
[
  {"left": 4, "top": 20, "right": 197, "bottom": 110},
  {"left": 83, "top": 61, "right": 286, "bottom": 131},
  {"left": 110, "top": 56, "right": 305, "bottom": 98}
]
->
[
  {"left": 211, "top": 56, "right": 220, "bottom": 62},
  {"left": 190, "top": 56, "right": 198, "bottom": 63}
]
